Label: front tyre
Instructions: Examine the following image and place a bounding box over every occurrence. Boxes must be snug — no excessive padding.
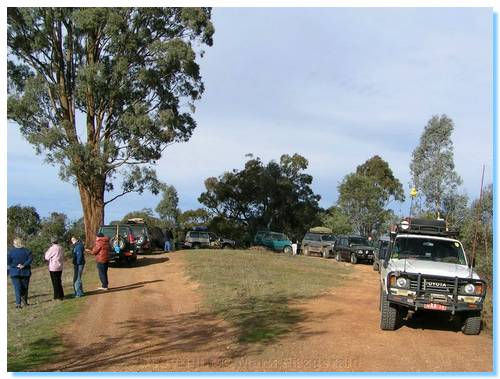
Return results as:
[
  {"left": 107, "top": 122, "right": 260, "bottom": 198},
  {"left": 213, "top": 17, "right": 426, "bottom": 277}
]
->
[
  {"left": 335, "top": 251, "right": 342, "bottom": 262},
  {"left": 322, "top": 248, "right": 329, "bottom": 259},
  {"left": 283, "top": 245, "right": 292, "bottom": 254},
  {"left": 462, "top": 312, "right": 482, "bottom": 335},
  {"left": 380, "top": 290, "right": 400, "bottom": 330},
  {"left": 350, "top": 253, "right": 358, "bottom": 264}
]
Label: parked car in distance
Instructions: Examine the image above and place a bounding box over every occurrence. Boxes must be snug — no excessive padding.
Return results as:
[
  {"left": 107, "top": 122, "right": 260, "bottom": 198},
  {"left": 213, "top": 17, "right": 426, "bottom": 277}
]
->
[
  {"left": 97, "top": 224, "right": 138, "bottom": 263},
  {"left": 301, "top": 229, "right": 336, "bottom": 258},
  {"left": 259, "top": 231, "right": 293, "bottom": 254},
  {"left": 334, "top": 235, "right": 374, "bottom": 264},
  {"left": 253, "top": 230, "right": 269, "bottom": 246},
  {"left": 184, "top": 230, "right": 236, "bottom": 250},
  {"left": 373, "top": 235, "right": 391, "bottom": 272},
  {"left": 125, "top": 218, "right": 165, "bottom": 253}
]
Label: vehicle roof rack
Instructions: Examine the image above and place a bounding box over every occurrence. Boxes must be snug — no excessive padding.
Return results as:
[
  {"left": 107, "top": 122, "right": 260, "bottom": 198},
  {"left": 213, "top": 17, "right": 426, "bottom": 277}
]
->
[{"left": 395, "top": 217, "right": 455, "bottom": 237}]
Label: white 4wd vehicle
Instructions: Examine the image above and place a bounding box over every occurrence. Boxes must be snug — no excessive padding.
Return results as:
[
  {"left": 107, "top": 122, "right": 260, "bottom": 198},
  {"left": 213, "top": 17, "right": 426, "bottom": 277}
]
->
[{"left": 380, "top": 218, "right": 487, "bottom": 335}]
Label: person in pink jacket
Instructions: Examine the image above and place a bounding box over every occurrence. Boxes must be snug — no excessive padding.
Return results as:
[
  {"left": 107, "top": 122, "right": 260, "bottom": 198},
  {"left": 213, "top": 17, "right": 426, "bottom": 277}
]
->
[{"left": 45, "top": 236, "right": 65, "bottom": 300}]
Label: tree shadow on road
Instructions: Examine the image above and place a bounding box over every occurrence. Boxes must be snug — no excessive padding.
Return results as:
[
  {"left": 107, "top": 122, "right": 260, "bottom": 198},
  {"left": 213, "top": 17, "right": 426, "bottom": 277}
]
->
[{"left": 42, "top": 294, "right": 327, "bottom": 372}]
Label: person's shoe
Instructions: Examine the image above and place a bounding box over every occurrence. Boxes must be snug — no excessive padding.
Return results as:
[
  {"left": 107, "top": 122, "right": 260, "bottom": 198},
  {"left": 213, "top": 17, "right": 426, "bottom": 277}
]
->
[
  {"left": 15, "top": 304, "right": 22, "bottom": 309},
  {"left": 97, "top": 287, "right": 109, "bottom": 291}
]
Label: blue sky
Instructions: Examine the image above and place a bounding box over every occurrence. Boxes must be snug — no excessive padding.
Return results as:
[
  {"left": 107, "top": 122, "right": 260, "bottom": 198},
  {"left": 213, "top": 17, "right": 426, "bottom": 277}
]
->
[{"left": 7, "top": 7, "right": 493, "bottom": 223}]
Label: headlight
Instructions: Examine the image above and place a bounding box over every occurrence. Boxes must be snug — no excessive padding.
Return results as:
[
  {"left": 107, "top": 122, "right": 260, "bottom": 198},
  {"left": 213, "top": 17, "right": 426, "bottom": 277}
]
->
[
  {"left": 357, "top": 249, "right": 363, "bottom": 254},
  {"left": 464, "top": 284, "right": 475, "bottom": 294},
  {"left": 396, "top": 277, "right": 408, "bottom": 288}
]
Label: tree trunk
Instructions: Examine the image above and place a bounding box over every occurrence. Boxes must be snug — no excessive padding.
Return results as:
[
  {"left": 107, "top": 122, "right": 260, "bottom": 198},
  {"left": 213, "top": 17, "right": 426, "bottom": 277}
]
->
[{"left": 78, "top": 183, "right": 105, "bottom": 248}]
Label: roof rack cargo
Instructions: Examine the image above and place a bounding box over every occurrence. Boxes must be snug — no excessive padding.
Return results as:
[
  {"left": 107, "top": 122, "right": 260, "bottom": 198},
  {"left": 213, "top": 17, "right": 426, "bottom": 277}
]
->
[{"left": 394, "top": 217, "right": 456, "bottom": 237}]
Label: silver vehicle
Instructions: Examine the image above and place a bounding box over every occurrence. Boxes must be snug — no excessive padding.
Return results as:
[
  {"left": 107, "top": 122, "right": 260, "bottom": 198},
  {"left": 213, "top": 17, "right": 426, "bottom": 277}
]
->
[
  {"left": 301, "top": 231, "right": 336, "bottom": 258},
  {"left": 184, "top": 230, "right": 235, "bottom": 250},
  {"left": 379, "top": 218, "right": 487, "bottom": 335}
]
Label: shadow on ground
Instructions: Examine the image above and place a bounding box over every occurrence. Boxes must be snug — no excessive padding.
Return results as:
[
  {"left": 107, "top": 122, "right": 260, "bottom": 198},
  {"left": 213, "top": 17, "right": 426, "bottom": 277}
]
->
[
  {"left": 403, "top": 310, "right": 464, "bottom": 332},
  {"left": 43, "top": 294, "right": 327, "bottom": 372},
  {"left": 110, "top": 256, "right": 169, "bottom": 269}
]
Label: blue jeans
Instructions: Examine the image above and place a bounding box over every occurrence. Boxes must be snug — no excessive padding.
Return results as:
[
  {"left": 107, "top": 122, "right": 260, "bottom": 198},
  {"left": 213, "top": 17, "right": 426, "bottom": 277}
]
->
[
  {"left": 11, "top": 276, "right": 30, "bottom": 305},
  {"left": 164, "top": 240, "right": 171, "bottom": 252},
  {"left": 73, "top": 264, "right": 85, "bottom": 296},
  {"left": 96, "top": 262, "right": 109, "bottom": 288}
]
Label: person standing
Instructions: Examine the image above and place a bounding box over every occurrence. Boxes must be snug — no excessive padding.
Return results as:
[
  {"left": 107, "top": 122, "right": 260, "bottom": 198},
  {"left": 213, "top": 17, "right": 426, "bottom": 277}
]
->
[
  {"left": 71, "top": 236, "right": 85, "bottom": 297},
  {"left": 89, "top": 232, "right": 110, "bottom": 290},
  {"left": 7, "top": 238, "right": 33, "bottom": 309},
  {"left": 45, "top": 237, "right": 65, "bottom": 301}
]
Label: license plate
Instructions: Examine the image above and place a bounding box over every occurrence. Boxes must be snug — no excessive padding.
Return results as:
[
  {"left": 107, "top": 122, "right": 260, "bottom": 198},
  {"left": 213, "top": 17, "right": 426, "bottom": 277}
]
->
[{"left": 424, "top": 303, "right": 447, "bottom": 311}]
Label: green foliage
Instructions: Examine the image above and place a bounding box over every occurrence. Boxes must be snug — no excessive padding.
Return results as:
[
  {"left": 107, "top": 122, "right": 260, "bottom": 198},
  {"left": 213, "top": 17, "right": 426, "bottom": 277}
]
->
[
  {"left": 155, "top": 185, "right": 180, "bottom": 229},
  {"left": 177, "top": 208, "right": 212, "bottom": 236},
  {"left": 7, "top": 8, "right": 214, "bottom": 241},
  {"left": 7, "top": 205, "right": 77, "bottom": 266},
  {"left": 121, "top": 208, "right": 163, "bottom": 228},
  {"left": 320, "top": 206, "right": 353, "bottom": 235},
  {"left": 7, "top": 205, "right": 41, "bottom": 244},
  {"left": 198, "top": 154, "right": 321, "bottom": 242},
  {"left": 410, "top": 115, "right": 462, "bottom": 218},
  {"left": 338, "top": 155, "right": 404, "bottom": 236}
]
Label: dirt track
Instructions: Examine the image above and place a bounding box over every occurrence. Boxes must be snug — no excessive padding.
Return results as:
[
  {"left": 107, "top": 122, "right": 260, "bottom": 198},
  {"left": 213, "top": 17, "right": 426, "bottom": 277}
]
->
[{"left": 42, "top": 251, "right": 493, "bottom": 372}]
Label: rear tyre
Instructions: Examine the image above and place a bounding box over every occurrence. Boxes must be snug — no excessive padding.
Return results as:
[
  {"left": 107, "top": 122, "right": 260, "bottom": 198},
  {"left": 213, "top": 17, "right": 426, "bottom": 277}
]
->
[
  {"left": 462, "top": 312, "right": 482, "bottom": 335},
  {"left": 193, "top": 243, "right": 201, "bottom": 250},
  {"left": 322, "top": 248, "right": 329, "bottom": 259},
  {"left": 350, "top": 253, "right": 358, "bottom": 264},
  {"left": 222, "top": 244, "right": 233, "bottom": 250},
  {"left": 380, "top": 290, "right": 400, "bottom": 330}
]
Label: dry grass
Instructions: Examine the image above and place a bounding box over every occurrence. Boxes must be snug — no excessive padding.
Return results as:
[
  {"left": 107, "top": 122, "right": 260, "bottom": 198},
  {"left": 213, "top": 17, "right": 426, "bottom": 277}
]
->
[
  {"left": 184, "top": 249, "right": 352, "bottom": 343},
  {"left": 7, "top": 260, "right": 99, "bottom": 372}
]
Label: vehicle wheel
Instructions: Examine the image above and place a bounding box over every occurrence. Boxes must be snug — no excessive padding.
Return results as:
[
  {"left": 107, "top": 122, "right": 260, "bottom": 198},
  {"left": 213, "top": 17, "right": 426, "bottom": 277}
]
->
[
  {"left": 350, "top": 253, "right": 358, "bottom": 264},
  {"left": 462, "top": 312, "right": 482, "bottom": 335},
  {"left": 373, "top": 262, "right": 379, "bottom": 271},
  {"left": 335, "top": 251, "right": 342, "bottom": 262},
  {"left": 193, "top": 243, "right": 201, "bottom": 250},
  {"left": 322, "top": 248, "right": 329, "bottom": 259},
  {"left": 303, "top": 246, "right": 309, "bottom": 256},
  {"left": 223, "top": 244, "right": 233, "bottom": 250},
  {"left": 283, "top": 245, "right": 292, "bottom": 254},
  {"left": 380, "top": 290, "right": 400, "bottom": 330}
]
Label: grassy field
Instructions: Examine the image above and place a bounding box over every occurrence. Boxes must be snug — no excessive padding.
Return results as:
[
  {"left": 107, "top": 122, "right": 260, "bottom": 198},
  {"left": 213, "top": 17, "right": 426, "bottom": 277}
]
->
[
  {"left": 184, "top": 249, "right": 352, "bottom": 344},
  {"left": 7, "top": 261, "right": 99, "bottom": 372}
]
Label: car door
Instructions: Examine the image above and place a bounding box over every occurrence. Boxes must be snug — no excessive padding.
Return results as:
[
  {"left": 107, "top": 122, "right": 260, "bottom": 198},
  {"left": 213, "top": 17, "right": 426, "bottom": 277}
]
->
[{"left": 340, "top": 237, "right": 349, "bottom": 260}]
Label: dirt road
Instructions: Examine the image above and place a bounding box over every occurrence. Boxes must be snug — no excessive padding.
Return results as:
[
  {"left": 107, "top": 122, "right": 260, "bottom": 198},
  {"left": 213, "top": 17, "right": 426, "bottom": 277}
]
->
[{"left": 42, "top": 251, "right": 493, "bottom": 372}]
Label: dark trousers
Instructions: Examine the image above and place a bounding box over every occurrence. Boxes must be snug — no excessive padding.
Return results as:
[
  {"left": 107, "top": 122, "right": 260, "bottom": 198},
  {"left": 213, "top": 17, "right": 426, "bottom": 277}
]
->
[
  {"left": 49, "top": 271, "right": 64, "bottom": 300},
  {"left": 73, "top": 264, "right": 85, "bottom": 296},
  {"left": 11, "top": 276, "right": 30, "bottom": 305},
  {"left": 96, "top": 262, "right": 109, "bottom": 288}
]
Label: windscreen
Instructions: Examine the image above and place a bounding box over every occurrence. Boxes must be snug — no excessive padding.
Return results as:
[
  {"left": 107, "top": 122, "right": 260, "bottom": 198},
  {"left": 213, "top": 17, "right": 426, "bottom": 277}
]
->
[
  {"left": 349, "top": 237, "right": 368, "bottom": 246},
  {"left": 392, "top": 237, "right": 466, "bottom": 265},
  {"left": 321, "top": 234, "right": 336, "bottom": 242}
]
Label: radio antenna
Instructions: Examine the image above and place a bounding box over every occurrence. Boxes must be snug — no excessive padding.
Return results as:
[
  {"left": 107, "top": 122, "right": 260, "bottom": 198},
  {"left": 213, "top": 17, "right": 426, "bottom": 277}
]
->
[{"left": 470, "top": 165, "right": 485, "bottom": 278}]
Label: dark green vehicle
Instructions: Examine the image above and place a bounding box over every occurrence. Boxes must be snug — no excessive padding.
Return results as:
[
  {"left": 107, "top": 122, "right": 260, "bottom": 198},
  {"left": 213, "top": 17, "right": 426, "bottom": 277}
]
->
[
  {"left": 334, "top": 235, "right": 374, "bottom": 264},
  {"left": 258, "top": 231, "right": 293, "bottom": 254}
]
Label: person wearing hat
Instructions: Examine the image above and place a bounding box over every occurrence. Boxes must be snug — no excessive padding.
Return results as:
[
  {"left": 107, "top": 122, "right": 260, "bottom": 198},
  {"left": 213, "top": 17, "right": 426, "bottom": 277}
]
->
[
  {"left": 88, "top": 232, "right": 110, "bottom": 290},
  {"left": 45, "top": 236, "right": 65, "bottom": 300},
  {"left": 7, "top": 237, "right": 33, "bottom": 309}
]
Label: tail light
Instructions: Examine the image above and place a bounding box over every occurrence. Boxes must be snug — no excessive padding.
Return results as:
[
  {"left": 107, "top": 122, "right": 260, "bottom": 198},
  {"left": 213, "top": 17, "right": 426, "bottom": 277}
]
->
[{"left": 129, "top": 233, "right": 135, "bottom": 244}]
